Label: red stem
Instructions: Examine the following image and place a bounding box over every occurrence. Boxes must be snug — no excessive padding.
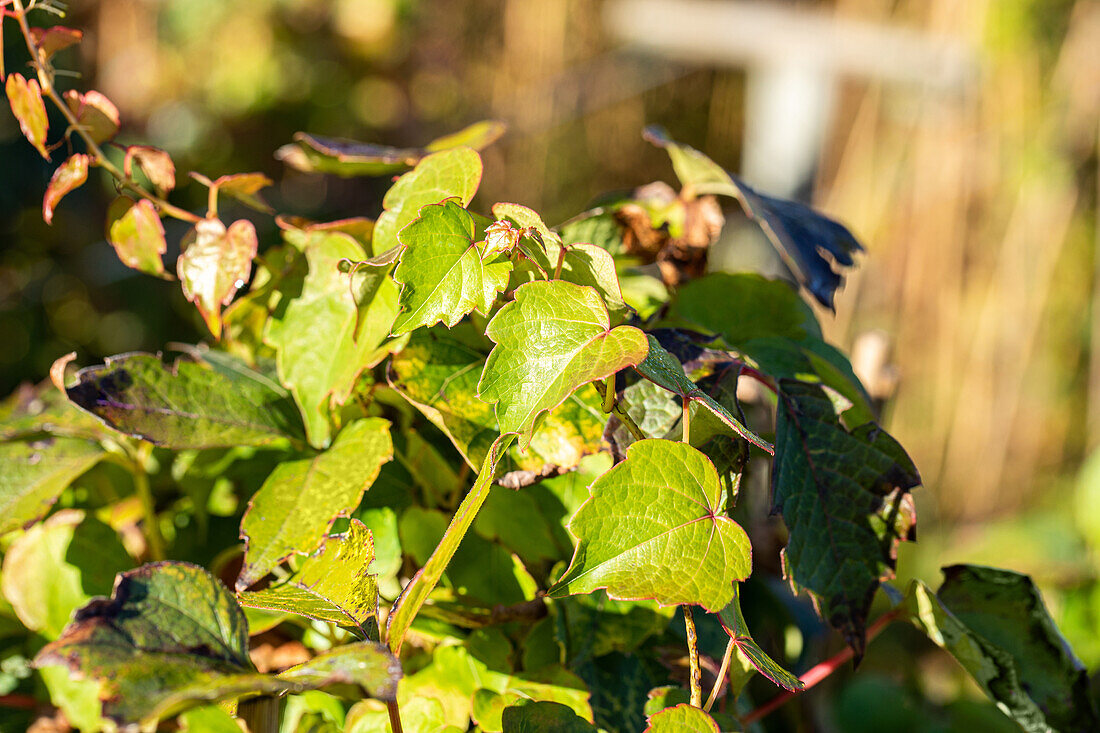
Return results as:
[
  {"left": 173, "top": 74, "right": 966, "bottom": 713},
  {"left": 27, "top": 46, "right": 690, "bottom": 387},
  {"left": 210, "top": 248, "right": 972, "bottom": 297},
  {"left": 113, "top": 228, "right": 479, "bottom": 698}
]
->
[{"left": 739, "top": 609, "right": 901, "bottom": 727}]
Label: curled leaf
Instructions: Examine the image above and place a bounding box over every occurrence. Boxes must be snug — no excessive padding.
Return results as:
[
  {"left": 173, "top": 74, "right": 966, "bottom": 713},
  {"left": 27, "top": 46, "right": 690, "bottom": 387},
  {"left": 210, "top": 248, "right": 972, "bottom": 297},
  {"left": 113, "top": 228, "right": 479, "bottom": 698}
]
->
[
  {"left": 6, "top": 73, "right": 50, "bottom": 159},
  {"left": 123, "top": 146, "right": 176, "bottom": 194},
  {"left": 43, "top": 154, "right": 89, "bottom": 225},
  {"left": 213, "top": 172, "right": 273, "bottom": 213},
  {"left": 30, "top": 26, "right": 84, "bottom": 60}
]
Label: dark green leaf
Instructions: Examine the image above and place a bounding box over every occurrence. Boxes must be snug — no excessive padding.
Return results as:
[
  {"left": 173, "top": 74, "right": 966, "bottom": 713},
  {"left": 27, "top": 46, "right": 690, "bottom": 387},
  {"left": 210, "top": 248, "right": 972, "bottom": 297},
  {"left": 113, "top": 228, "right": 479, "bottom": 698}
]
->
[
  {"left": 501, "top": 700, "right": 598, "bottom": 732},
  {"left": 392, "top": 199, "right": 512, "bottom": 334},
  {"left": 478, "top": 280, "right": 647, "bottom": 444},
  {"left": 0, "top": 438, "right": 103, "bottom": 535},
  {"left": 238, "top": 418, "right": 392, "bottom": 589},
  {"left": 907, "top": 566, "right": 1100, "bottom": 733},
  {"left": 773, "top": 380, "right": 919, "bottom": 656},
  {"left": 550, "top": 439, "right": 752, "bottom": 612},
  {"left": 65, "top": 353, "right": 304, "bottom": 449},
  {"left": 237, "top": 519, "right": 378, "bottom": 637},
  {"left": 670, "top": 273, "right": 820, "bottom": 344},
  {"left": 0, "top": 379, "right": 113, "bottom": 441},
  {"left": 717, "top": 584, "right": 802, "bottom": 692}
]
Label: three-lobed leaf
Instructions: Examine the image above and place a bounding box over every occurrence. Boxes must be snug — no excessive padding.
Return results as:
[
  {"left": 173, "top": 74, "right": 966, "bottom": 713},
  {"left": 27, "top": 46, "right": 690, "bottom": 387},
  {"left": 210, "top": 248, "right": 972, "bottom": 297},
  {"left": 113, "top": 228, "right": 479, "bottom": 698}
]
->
[
  {"left": 64, "top": 352, "right": 305, "bottom": 449},
  {"left": 238, "top": 519, "right": 379, "bottom": 638},
  {"left": 773, "top": 380, "right": 920, "bottom": 657},
  {"left": 477, "top": 280, "right": 648, "bottom": 444},
  {"left": 392, "top": 198, "right": 511, "bottom": 334},
  {"left": 550, "top": 439, "right": 752, "bottom": 612},
  {"left": 237, "top": 418, "right": 393, "bottom": 590}
]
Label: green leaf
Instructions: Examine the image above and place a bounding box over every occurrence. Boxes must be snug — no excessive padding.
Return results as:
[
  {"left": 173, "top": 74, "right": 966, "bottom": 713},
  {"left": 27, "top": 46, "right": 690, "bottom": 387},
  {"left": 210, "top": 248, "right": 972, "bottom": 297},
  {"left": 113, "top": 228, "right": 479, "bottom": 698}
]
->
[
  {"left": 43, "top": 154, "right": 89, "bottom": 225},
  {"left": 178, "top": 218, "right": 259, "bottom": 338},
  {"left": 392, "top": 199, "right": 512, "bottom": 334},
  {"left": 238, "top": 519, "right": 378, "bottom": 637},
  {"left": 906, "top": 566, "right": 1100, "bottom": 733},
  {"left": 265, "top": 231, "right": 399, "bottom": 447},
  {"left": 1, "top": 510, "right": 131, "bottom": 638},
  {"left": 34, "top": 562, "right": 401, "bottom": 729},
  {"left": 106, "top": 196, "right": 168, "bottom": 277},
  {"left": 473, "top": 666, "right": 593, "bottom": 731},
  {"left": 550, "top": 439, "right": 751, "bottom": 612},
  {"left": 64, "top": 352, "right": 305, "bottom": 449},
  {"left": 773, "top": 380, "right": 920, "bottom": 656},
  {"left": 670, "top": 273, "right": 820, "bottom": 344},
  {"left": 501, "top": 700, "right": 599, "bottom": 732},
  {"left": 277, "top": 121, "right": 504, "bottom": 177},
  {"left": 644, "top": 704, "right": 721, "bottom": 733},
  {"left": 0, "top": 437, "right": 103, "bottom": 535},
  {"left": 6, "top": 73, "right": 49, "bottom": 159},
  {"left": 643, "top": 125, "right": 861, "bottom": 309},
  {"left": 634, "top": 334, "right": 772, "bottom": 453},
  {"left": 373, "top": 147, "right": 483, "bottom": 255},
  {"left": 238, "top": 418, "right": 392, "bottom": 590},
  {"left": 0, "top": 379, "right": 113, "bottom": 441},
  {"left": 386, "top": 436, "right": 512, "bottom": 654},
  {"left": 478, "top": 280, "right": 647, "bottom": 444},
  {"left": 717, "top": 584, "right": 802, "bottom": 692},
  {"left": 179, "top": 706, "right": 243, "bottom": 732}
]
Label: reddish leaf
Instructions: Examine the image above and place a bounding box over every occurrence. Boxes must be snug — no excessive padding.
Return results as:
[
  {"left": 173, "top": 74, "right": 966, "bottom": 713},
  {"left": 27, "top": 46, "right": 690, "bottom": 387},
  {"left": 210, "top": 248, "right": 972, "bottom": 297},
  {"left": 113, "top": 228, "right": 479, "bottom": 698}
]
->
[
  {"left": 63, "top": 89, "right": 120, "bottom": 144},
  {"left": 29, "top": 26, "right": 83, "bottom": 59},
  {"left": 105, "top": 197, "right": 167, "bottom": 276},
  {"left": 124, "top": 145, "right": 176, "bottom": 194},
  {"left": 178, "top": 218, "right": 258, "bottom": 338},
  {"left": 6, "top": 73, "right": 49, "bottom": 159},
  {"left": 43, "top": 153, "right": 89, "bottom": 224},
  {"left": 214, "top": 172, "right": 273, "bottom": 213}
]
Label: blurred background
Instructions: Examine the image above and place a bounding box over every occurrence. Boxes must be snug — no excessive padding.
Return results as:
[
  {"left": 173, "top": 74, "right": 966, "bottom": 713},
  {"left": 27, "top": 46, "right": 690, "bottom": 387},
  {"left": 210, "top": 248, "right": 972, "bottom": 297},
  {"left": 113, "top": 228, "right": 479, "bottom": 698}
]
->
[{"left": 1, "top": 0, "right": 1099, "bottom": 726}]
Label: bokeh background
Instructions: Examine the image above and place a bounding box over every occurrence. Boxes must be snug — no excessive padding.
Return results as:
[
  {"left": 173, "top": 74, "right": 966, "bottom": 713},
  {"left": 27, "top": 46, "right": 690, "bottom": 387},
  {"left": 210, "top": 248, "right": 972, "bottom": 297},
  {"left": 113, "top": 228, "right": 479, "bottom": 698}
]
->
[{"left": 2, "top": 0, "right": 1099, "bottom": 728}]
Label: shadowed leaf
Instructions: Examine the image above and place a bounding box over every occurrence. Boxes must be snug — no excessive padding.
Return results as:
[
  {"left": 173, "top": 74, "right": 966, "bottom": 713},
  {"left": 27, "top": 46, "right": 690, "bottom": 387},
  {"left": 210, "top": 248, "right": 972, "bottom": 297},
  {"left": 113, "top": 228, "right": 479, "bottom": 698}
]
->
[
  {"left": 106, "top": 197, "right": 167, "bottom": 276},
  {"left": 392, "top": 199, "right": 511, "bottom": 334},
  {"left": 501, "top": 700, "right": 598, "bottom": 732},
  {"left": 265, "top": 231, "right": 399, "bottom": 447},
  {"left": 178, "top": 218, "right": 258, "bottom": 338},
  {"left": 63, "top": 90, "right": 119, "bottom": 144},
  {"left": 237, "top": 418, "right": 392, "bottom": 590},
  {"left": 7, "top": 73, "right": 49, "bottom": 159},
  {"left": 0, "top": 440, "right": 103, "bottom": 535},
  {"left": 29, "top": 26, "right": 83, "bottom": 59},
  {"left": 64, "top": 352, "right": 304, "bottom": 448},
  {"left": 550, "top": 439, "right": 752, "bottom": 612},
  {"left": 671, "top": 273, "right": 820, "bottom": 344},
  {"left": 906, "top": 566, "right": 1100, "bottom": 733},
  {"left": 478, "top": 280, "right": 647, "bottom": 445},
  {"left": 213, "top": 172, "right": 273, "bottom": 213},
  {"left": 717, "top": 584, "right": 802, "bottom": 692},
  {"left": 43, "top": 154, "right": 89, "bottom": 224},
  {"left": 644, "top": 125, "right": 861, "bottom": 309},
  {"left": 773, "top": 380, "right": 919, "bottom": 657},
  {"left": 0, "top": 379, "right": 114, "bottom": 441},
  {"left": 238, "top": 519, "right": 378, "bottom": 638}
]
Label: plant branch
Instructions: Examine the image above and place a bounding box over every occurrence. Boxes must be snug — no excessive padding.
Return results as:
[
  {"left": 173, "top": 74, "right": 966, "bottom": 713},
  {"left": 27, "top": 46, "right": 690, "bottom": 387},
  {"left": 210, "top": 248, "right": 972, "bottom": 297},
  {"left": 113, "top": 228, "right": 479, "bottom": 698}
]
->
[
  {"left": 594, "top": 378, "right": 646, "bottom": 441},
  {"left": 387, "top": 700, "right": 404, "bottom": 733},
  {"left": 684, "top": 605, "right": 702, "bottom": 707},
  {"left": 682, "top": 397, "right": 691, "bottom": 444},
  {"left": 553, "top": 243, "right": 567, "bottom": 280},
  {"left": 740, "top": 609, "right": 902, "bottom": 726},
  {"left": 11, "top": 1, "right": 200, "bottom": 223}
]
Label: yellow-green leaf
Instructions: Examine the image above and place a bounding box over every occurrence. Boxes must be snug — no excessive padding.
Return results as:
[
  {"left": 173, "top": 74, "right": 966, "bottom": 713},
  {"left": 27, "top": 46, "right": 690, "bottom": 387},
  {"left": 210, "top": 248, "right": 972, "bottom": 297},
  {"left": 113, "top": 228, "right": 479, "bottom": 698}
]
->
[
  {"left": 6, "top": 73, "right": 49, "bottom": 159},
  {"left": 106, "top": 196, "right": 167, "bottom": 276},
  {"left": 43, "top": 154, "right": 89, "bottom": 224}
]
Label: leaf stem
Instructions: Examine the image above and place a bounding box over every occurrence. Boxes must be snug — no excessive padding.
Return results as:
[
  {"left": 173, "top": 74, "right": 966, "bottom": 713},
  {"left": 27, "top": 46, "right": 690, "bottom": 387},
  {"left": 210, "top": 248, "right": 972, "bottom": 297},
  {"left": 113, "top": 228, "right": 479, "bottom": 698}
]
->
[
  {"left": 10, "top": 0, "right": 201, "bottom": 223},
  {"left": 602, "top": 374, "right": 616, "bottom": 413},
  {"left": 682, "top": 397, "right": 691, "bottom": 444},
  {"left": 553, "top": 244, "right": 567, "bottom": 280},
  {"left": 684, "top": 605, "right": 702, "bottom": 707},
  {"left": 739, "top": 608, "right": 901, "bottom": 726},
  {"left": 705, "top": 639, "right": 735, "bottom": 712},
  {"left": 594, "top": 378, "right": 646, "bottom": 441},
  {"left": 386, "top": 700, "right": 404, "bottom": 733},
  {"left": 132, "top": 443, "right": 166, "bottom": 561}
]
